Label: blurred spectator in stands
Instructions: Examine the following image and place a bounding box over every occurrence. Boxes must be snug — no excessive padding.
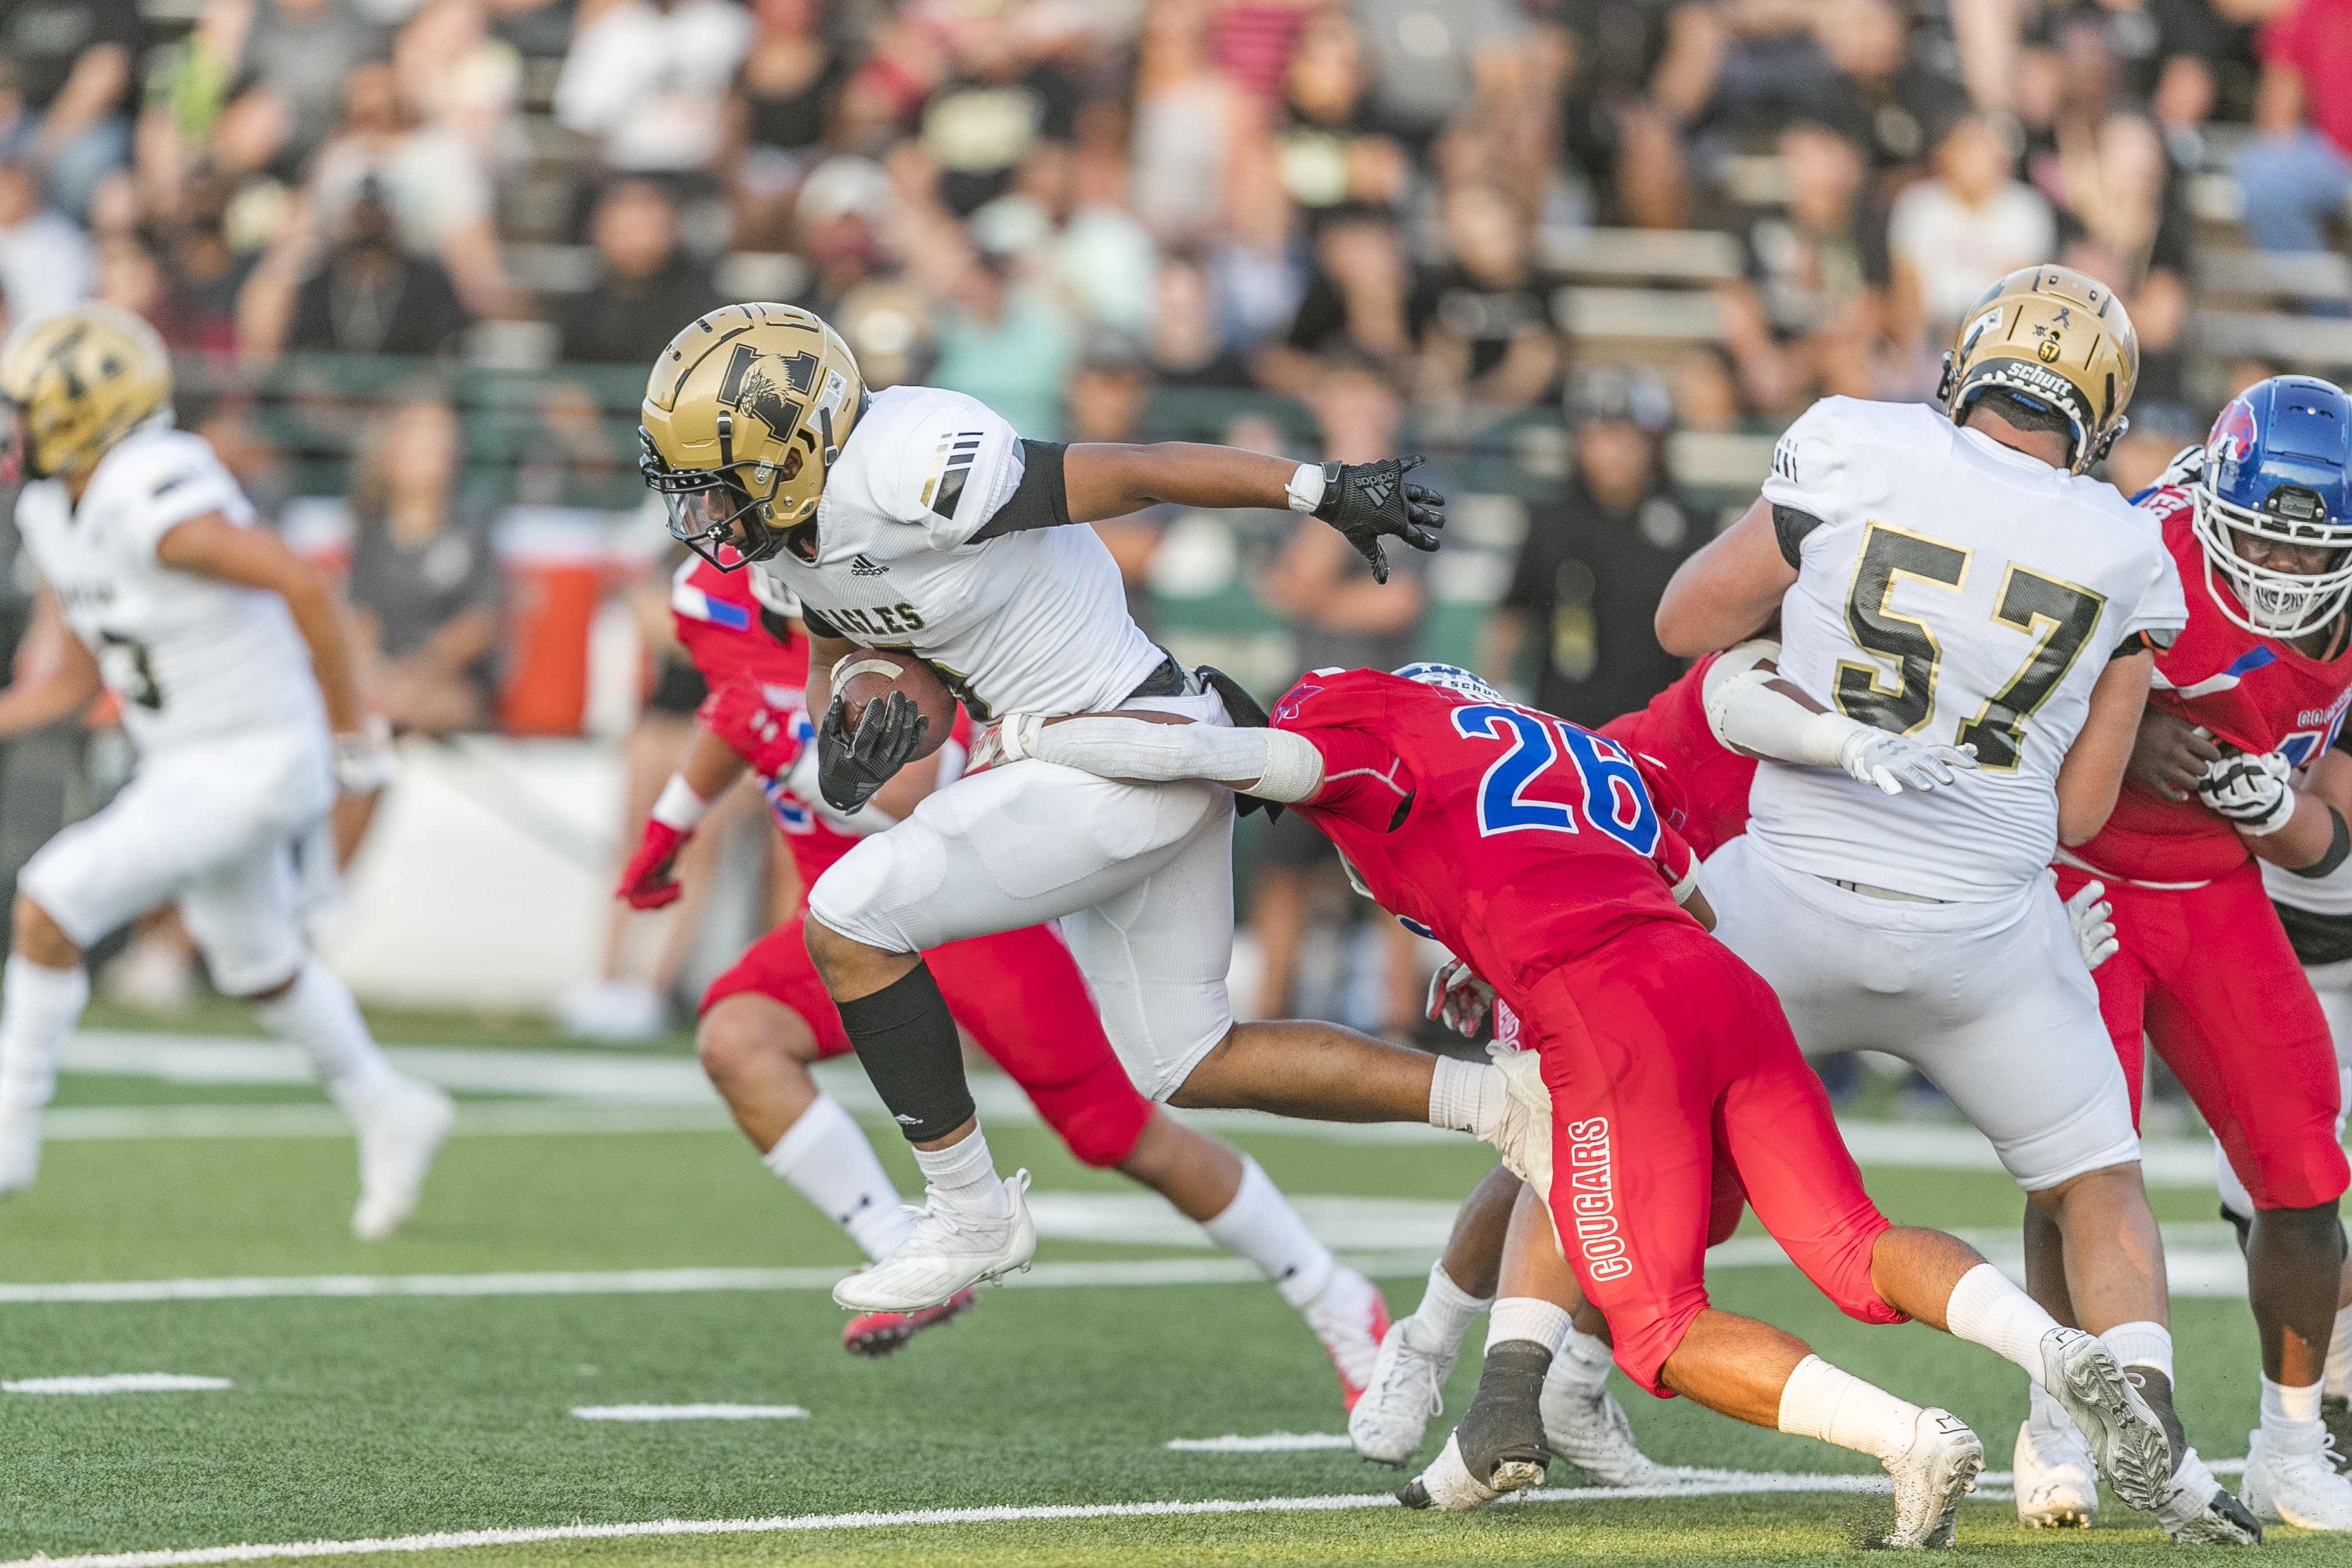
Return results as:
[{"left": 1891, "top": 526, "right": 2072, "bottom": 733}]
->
[
  {"left": 2224, "top": 354, "right": 2291, "bottom": 401},
  {"left": 92, "top": 229, "right": 163, "bottom": 320},
  {"left": 233, "top": 0, "right": 386, "bottom": 178},
  {"left": 1888, "top": 111, "right": 2056, "bottom": 362},
  {"left": 1064, "top": 328, "right": 1168, "bottom": 622},
  {"left": 1817, "top": 0, "right": 1971, "bottom": 185},
  {"left": 2103, "top": 397, "right": 2202, "bottom": 496},
  {"left": 1272, "top": 7, "right": 1406, "bottom": 218},
  {"left": 0, "top": 155, "right": 92, "bottom": 323},
  {"left": 309, "top": 60, "right": 507, "bottom": 313},
  {"left": 155, "top": 168, "right": 250, "bottom": 354},
  {"left": 0, "top": 0, "right": 140, "bottom": 219},
  {"left": 831, "top": 276, "right": 935, "bottom": 389},
  {"left": 1149, "top": 251, "right": 1254, "bottom": 389},
  {"left": 130, "top": 0, "right": 245, "bottom": 216},
  {"left": 347, "top": 395, "right": 503, "bottom": 736},
  {"left": 920, "top": 220, "right": 1076, "bottom": 438},
  {"left": 488, "top": 0, "right": 575, "bottom": 62},
  {"left": 195, "top": 400, "right": 293, "bottom": 524},
  {"left": 918, "top": 6, "right": 1079, "bottom": 217},
  {"left": 2049, "top": 109, "right": 2192, "bottom": 396},
  {"left": 1130, "top": 0, "right": 1264, "bottom": 245},
  {"left": 2061, "top": 0, "right": 2221, "bottom": 148},
  {"left": 728, "top": 0, "right": 850, "bottom": 250},
  {"left": 2235, "top": 0, "right": 2352, "bottom": 260},
  {"left": 1485, "top": 365, "right": 1695, "bottom": 727},
  {"left": 1719, "top": 117, "right": 1888, "bottom": 414},
  {"left": 513, "top": 378, "right": 633, "bottom": 508},
  {"left": 281, "top": 178, "right": 473, "bottom": 356},
  {"left": 556, "top": 0, "right": 751, "bottom": 175},
  {"left": 1251, "top": 346, "right": 1428, "bottom": 1032},
  {"left": 1672, "top": 344, "right": 1749, "bottom": 433},
  {"left": 396, "top": 0, "right": 522, "bottom": 160},
  {"left": 1557, "top": 0, "right": 1704, "bottom": 229},
  {"left": 554, "top": 178, "right": 720, "bottom": 366},
  {"left": 1262, "top": 202, "right": 1410, "bottom": 391},
  {"left": 1409, "top": 181, "right": 1566, "bottom": 411},
  {"left": 1354, "top": 0, "right": 1529, "bottom": 156},
  {"left": 789, "top": 155, "right": 896, "bottom": 316}
]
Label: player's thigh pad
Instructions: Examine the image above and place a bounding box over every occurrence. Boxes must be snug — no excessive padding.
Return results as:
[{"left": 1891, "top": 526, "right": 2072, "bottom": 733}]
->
[
  {"left": 20, "top": 733, "right": 331, "bottom": 956},
  {"left": 699, "top": 918, "right": 854, "bottom": 1057}
]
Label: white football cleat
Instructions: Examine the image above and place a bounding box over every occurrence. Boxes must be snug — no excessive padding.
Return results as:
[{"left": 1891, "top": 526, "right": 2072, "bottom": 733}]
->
[
  {"left": 1303, "top": 1267, "right": 1389, "bottom": 1412},
  {"left": 2243, "top": 1426, "right": 2352, "bottom": 1531},
  {"left": 832, "top": 1169, "right": 1035, "bottom": 1312},
  {"left": 1541, "top": 1356, "right": 1668, "bottom": 1486},
  {"left": 2012, "top": 1416, "right": 2095, "bottom": 1528},
  {"left": 1485, "top": 1047, "right": 1551, "bottom": 1195},
  {"left": 0, "top": 1103, "right": 41, "bottom": 1195},
  {"left": 2039, "top": 1327, "right": 2172, "bottom": 1515},
  {"left": 1396, "top": 1429, "right": 1535, "bottom": 1512},
  {"left": 349, "top": 1077, "right": 454, "bottom": 1241},
  {"left": 2153, "top": 1445, "right": 2261, "bottom": 1545},
  {"left": 1878, "top": 1408, "right": 1982, "bottom": 1549},
  {"left": 1350, "top": 1316, "right": 1460, "bottom": 1465}
]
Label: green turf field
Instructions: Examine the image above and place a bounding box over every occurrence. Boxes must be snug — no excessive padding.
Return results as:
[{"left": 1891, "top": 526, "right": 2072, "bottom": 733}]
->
[{"left": 0, "top": 1024, "right": 2338, "bottom": 1566}]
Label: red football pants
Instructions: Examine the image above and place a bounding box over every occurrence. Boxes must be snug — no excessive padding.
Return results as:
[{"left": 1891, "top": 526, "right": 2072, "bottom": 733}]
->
[
  {"left": 2055, "top": 860, "right": 2349, "bottom": 1210},
  {"left": 701, "top": 915, "right": 1154, "bottom": 1167},
  {"left": 1510, "top": 920, "right": 1900, "bottom": 1397}
]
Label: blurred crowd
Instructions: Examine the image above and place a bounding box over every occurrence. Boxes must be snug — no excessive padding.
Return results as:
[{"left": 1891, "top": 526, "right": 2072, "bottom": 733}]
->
[{"left": 1, "top": 0, "right": 2348, "bottom": 1046}]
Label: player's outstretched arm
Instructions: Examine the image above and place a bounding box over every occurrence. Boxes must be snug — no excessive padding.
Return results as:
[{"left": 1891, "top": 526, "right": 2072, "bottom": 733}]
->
[
  {"left": 1655, "top": 497, "right": 1797, "bottom": 657},
  {"left": 995, "top": 712, "right": 1328, "bottom": 802},
  {"left": 1702, "top": 640, "right": 1977, "bottom": 795},
  {"left": 1041, "top": 444, "right": 1444, "bottom": 585},
  {"left": 0, "top": 589, "right": 101, "bottom": 741},
  {"left": 2055, "top": 650, "right": 2155, "bottom": 845}
]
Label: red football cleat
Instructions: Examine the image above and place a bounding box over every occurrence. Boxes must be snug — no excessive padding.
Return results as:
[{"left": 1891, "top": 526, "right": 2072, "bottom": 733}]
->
[
  {"left": 1306, "top": 1267, "right": 1391, "bottom": 1410},
  {"left": 841, "top": 1287, "right": 979, "bottom": 1358}
]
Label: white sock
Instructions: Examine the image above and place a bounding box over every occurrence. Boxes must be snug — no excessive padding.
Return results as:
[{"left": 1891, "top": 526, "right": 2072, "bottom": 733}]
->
[
  {"left": 2261, "top": 1375, "right": 2325, "bottom": 1453},
  {"left": 1942, "top": 1261, "right": 2060, "bottom": 1389},
  {"left": 913, "top": 1125, "right": 1009, "bottom": 1219},
  {"left": 761, "top": 1093, "right": 912, "bottom": 1262},
  {"left": 1427, "top": 1056, "right": 1504, "bottom": 1138},
  {"left": 252, "top": 957, "right": 401, "bottom": 1110},
  {"left": 1777, "top": 1353, "right": 1926, "bottom": 1463},
  {"left": 1200, "top": 1155, "right": 1335, "bottom": 1308},
  {"left": 1486, "top": 1296, "right": 1573, "bottom": 1357},
  {"left": 2101, "top": 1320, "right": 2174, "bottom": 1381},
  {"left": 1402, "top": 1261, "right": 1491, "bottom": 1351},
  {"left": 2327, "top": 1302, "right": 2350, "bottom": 1399},
  {"left": 1551, "top": 1325, "right": 1614, "bottom": 1390},
  {"left": 0, "top": 955, "right": 87, "bottom": 1108}
]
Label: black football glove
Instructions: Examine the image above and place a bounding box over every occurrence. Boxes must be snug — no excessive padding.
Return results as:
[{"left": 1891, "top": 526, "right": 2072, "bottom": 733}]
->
[
  {"left": 1313, "top": 455, "right": 1445, "bottom": 585},
  {"left": 818, "top": 689, "right": 930, "bottom": 813}
]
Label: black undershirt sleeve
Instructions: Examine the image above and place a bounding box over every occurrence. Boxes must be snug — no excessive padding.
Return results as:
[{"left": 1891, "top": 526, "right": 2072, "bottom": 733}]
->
[
  {"left": 2290, "top": 807, "right": 2352, "bottom": 880},
  {"left": 969, "top": 440, "right": 1072, "bottom": 541},
  {"left": 799, "top": 605, "right": 842, "bottom": 640},
  {"left": 1771, "top": 504, "right": 1826, "bottom": 569}
]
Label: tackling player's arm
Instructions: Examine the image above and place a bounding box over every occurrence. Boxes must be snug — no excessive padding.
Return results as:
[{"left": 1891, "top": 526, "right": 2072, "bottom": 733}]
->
[
  {"left": 1654, "top": 497, "right": 1796, "bottom": 657},
  {"left": 1701, "top": 638, "right": 1977, "bottom": 795},
  {"left": 2054, "top": 649, "right": 2157, "bottom": 845},
  {"left": 0, "top": 589, "right": 102, "bottom": 739}
]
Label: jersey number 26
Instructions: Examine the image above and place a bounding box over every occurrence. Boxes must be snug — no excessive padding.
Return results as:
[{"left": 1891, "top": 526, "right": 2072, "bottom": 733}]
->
[
  {"left": 1837, "top": 522, "right": 2106, "bottom": 771},
  {"left": 1452, "top": 703, "right": 1660, "bottom": 855}
]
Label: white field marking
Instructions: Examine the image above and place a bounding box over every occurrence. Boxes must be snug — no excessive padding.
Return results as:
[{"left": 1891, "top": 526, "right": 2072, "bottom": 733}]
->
[
  {"left": 1165, "top": 1433, "right": 1355, "bottom": 1452},
  {"left": 570, "top": 1405, "right": 808, "bottom": 1422},
  {"left": 42, "top": 1103, "right": 734, "bottom": 1143},
  {"left": 0, "top": 1466, "right": 2068, "bottom": 1568},
  {"left": 2, "top": 1373, "right": 231, "bottom": 1394},
  {"left": 1026, "top": 1192, "right": 1463, "bottom": 1254}
]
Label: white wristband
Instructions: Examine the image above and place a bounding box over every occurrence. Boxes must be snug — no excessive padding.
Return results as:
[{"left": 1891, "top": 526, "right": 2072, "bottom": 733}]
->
[
  {"left": 1284, "top": 461, "right": 1327, "bottom": 514},
  {"left": 650, "top": 773, "right": 712, "bottom": 830}
]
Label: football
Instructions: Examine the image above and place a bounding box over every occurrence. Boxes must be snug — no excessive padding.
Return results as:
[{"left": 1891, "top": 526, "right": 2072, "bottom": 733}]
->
[{"left": 833, "top": 646, "right": 955, "bottom": 762}]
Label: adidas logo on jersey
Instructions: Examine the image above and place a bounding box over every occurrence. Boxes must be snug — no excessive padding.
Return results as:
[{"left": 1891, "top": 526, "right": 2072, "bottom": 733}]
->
[{"left": 849, "top": 554, "right": 889, "bottom": 577}]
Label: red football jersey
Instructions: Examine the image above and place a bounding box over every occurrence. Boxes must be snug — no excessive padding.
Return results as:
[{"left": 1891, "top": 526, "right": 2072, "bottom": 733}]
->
[
  {"left": 2074, "top": 489, "right": 2352, "bottom": 883},
  {"left": 669, "top": 558, "right": 970, "bottom": 888},
  {"left": 1598, "top": 652, "right": 1758, "bottom": 862},
  {"left": 1273, "top": 668, "right": 1698, "bottom": 997}
]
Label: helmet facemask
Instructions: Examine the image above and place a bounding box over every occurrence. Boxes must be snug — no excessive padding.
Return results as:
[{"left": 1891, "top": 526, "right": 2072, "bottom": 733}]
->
[
  {"left": 641, "top": 415, "right": 800, "bottom": 571},
  {"left": 2193, "top": 480, "right": 2352, "bottom": 638}
]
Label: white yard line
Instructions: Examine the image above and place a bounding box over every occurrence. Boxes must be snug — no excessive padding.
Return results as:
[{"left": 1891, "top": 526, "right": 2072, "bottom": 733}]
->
[
  {"left": 570, "top": 1405, "right": 807, "bottom": 1422},
  {"left": 0, "top": 1467, "right": 2049, "bottom": 1568},
  {"left": 2, "top": 1374, "right": 231, "bottom": 1394},
  {"left": 1165, "top": 1433, "right": 1356, "bottom": 1452}
]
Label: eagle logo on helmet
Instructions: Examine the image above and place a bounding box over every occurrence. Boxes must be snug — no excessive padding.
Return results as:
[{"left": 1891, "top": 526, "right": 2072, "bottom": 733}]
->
[
  {"left": 715, "top": 342, "right": 820, "bottom": 444},
  {"left": 2209, "top": 397, "right": 2259, "bottom": 477}
]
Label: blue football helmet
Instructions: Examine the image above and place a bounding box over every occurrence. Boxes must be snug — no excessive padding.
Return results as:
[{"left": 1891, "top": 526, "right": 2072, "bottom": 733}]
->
[
  {"left": 1393, "top": 661, "right": 1504, "bottom": 704},
  {"left": 2194, "top": 375, "right": 2352, "bottom": 637}
]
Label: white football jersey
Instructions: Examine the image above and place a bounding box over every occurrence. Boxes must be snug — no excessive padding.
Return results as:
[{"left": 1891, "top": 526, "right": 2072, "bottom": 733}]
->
[
  {"left": 752, "top": 385, "right": 1163, "bottom": 720},
  {"left": 1752, "top": 397, "right": 2187, "bottom": 901},
  {"left": 14, "top": 427, "right": 326, "bottom": 754},
  {"left": 2264, "top": 846, "right": 2352, "bottom": 917}
]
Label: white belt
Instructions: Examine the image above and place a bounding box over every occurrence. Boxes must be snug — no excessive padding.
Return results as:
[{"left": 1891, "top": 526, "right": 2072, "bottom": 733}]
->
[
  {"left": 1816, "top": 875, "right": 1951, "bottom": 905},
  {"left": 2052, "top": 845, "right": 2212, "bottom": 892}
]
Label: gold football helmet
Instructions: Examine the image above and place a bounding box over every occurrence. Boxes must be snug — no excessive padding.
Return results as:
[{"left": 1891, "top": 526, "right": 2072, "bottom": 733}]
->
[
  {"left": 0, "top": 303, "right": 173, "bottom": 481},
  {"left": 640, "top": 302, "right": 865, "bottom": 570},
  {"left": 1937, "top": 264, "right": 2138, "bottom": 475}
]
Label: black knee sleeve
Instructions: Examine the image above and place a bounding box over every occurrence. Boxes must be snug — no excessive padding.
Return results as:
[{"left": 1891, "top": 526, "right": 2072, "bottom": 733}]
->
[
  {"left": 2221, "top": 1202, "right": 2253, "bottom": 1256},
  {"left": 1457, "top": 1340, "right": 1553, "bottom": 1480},
  {"left": 835, "top": 962, "right": 973, "bottom": 1143}
]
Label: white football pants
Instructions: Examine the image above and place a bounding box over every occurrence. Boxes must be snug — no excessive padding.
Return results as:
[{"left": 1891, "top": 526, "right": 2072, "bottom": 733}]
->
[{"left": 1705, "top": 834, "right": 2141, "bottom": 1191}]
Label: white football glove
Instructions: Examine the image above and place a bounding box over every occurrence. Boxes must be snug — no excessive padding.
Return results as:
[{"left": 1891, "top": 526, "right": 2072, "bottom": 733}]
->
[
  {"left": 1839, "top": 730, "right": 1979, "bottom": 795},
  {"left": 2196, "top": 747, "right": 2295, "bottom": 835},
  {"left": 2062, "top": 876, "right": 2119, "bottom": 971},
  {"left": 1424, "top": 958, "right": 1496, "bottom": 1038},
  {"left": 332, "top": 718, "right": 397, "bottom": 795},
  {"left": 2155, "top": 442, "right": 2205, "bottom": 489}
]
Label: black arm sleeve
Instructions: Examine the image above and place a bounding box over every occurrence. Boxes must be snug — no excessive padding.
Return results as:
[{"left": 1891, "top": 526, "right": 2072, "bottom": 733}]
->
[
  {"left": 969, "top": 440, "right": 1072, "bottom": 542},
  {"left": 799, "top": 605, "right": 843, "bottom": 640},
  {"left": 2290, "top": 807, "right": 2352, "bottom": 880},
  {"left": 1771, "top": 504, "right": 1826, "bottom": 569}
]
